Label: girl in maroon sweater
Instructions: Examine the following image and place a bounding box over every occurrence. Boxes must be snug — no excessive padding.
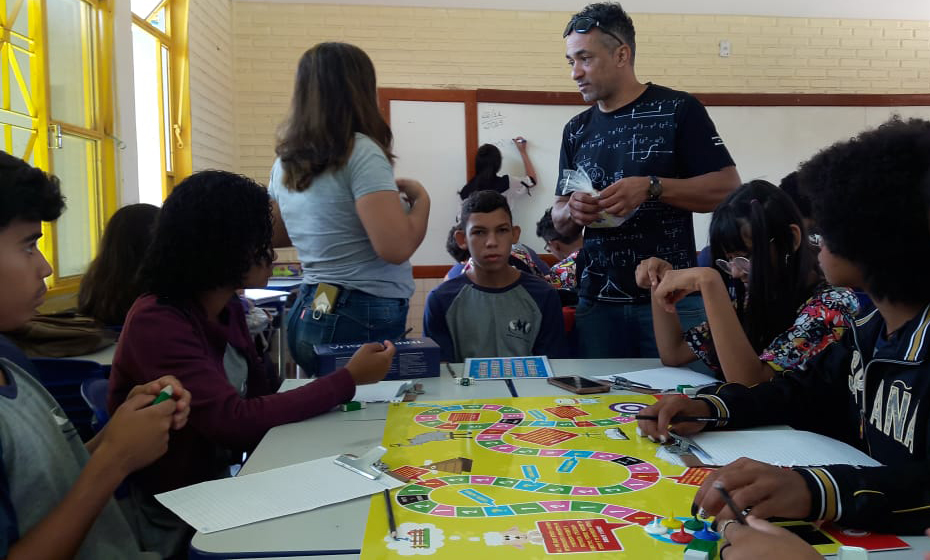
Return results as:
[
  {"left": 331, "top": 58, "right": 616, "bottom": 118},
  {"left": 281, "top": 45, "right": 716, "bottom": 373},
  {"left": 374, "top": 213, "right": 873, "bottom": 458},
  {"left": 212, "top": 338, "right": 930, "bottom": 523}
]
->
[{"left": 108, "top": 171, "right": 395, "bottom": 557}]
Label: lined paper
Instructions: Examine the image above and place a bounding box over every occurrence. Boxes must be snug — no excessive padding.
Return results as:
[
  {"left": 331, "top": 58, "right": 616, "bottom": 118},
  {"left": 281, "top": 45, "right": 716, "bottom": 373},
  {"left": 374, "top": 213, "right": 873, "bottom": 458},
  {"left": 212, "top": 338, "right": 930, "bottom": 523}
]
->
[{"left": 155, "top": 455, "right": 404, "bottom": 533}]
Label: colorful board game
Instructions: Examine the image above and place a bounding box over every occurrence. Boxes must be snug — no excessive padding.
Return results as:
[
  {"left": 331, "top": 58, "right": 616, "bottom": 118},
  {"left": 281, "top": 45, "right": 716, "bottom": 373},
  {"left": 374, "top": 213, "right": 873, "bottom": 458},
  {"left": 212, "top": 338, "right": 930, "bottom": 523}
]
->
[
  {"left": 360, "top": 396, "right": 907, "bottom": 558},
  {"left": 464, "top": 356, "right": 553, "bottom": 380}
]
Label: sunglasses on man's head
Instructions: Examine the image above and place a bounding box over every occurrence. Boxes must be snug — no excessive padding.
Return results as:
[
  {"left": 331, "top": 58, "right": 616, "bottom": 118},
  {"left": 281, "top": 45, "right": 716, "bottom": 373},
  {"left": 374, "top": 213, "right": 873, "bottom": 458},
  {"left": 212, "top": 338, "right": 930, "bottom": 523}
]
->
[{"left": 563, "top": 16, "right": 625, "bottom": 47}]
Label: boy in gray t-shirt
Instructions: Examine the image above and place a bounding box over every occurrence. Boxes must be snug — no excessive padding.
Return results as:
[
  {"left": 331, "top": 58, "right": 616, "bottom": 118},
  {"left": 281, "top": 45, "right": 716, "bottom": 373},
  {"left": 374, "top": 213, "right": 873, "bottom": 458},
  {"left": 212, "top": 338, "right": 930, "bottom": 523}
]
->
[
  {"left": 0, "top": 152, "right": 191, "bottom": 559},
  {"left": 424, "top": 191, "right": 564, "bottom": 362}
]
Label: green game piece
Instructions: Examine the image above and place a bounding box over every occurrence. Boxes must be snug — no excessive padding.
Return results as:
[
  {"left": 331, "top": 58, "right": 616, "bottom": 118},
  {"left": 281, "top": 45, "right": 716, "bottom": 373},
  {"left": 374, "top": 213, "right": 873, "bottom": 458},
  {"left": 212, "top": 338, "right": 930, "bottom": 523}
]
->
[
  {"left": 684, "top": 516, "right": 705, "bottom": 531},
  {"left": 685, "top": 538, "right": 717, "bottom": 558}
]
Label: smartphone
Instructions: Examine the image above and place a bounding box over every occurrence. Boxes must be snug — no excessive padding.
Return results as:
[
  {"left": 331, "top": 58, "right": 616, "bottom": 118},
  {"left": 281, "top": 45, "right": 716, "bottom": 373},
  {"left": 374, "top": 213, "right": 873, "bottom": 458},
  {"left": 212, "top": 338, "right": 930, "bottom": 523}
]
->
[{"left": 547, "top": 376, "right": 611, "bottom": 394}]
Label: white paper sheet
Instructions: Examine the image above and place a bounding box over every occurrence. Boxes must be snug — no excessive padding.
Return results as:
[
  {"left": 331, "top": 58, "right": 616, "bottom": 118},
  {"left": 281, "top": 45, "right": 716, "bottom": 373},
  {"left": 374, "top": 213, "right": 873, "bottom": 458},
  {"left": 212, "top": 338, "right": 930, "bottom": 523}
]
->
[
  {"left": 155, "top": 455, "right": 404, "bottom": 533},
  {"left": 242, "top": 289, "right": 288, "bottom": 305},
  {"left": 655, "top": 429, "right": 882, "bottom": 468},
  {"left": 593, "top": 366, "right": 718, "bottom": 391},
  {"left": 277, "top": 378, "right": 412, "bottom": 402}
]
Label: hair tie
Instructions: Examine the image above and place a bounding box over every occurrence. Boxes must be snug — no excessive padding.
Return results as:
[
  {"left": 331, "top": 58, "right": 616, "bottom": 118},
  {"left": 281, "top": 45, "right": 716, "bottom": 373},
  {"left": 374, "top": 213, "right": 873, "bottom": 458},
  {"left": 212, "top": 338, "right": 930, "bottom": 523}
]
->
[{"left": 750, "top": 198, "right": 761, "bottom": 205}]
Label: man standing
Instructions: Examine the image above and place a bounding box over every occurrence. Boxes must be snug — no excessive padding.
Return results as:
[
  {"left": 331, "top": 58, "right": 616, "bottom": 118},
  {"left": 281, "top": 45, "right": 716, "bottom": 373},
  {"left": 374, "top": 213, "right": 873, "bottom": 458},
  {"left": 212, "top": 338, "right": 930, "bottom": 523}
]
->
[{"left": 553, "top": 2, "right": 740, "bottom": 358}]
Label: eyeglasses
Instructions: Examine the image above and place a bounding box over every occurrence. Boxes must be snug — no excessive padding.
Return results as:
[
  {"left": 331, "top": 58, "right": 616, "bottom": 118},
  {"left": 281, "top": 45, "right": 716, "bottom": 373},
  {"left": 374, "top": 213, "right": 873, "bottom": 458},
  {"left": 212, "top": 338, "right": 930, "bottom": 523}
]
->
[
  {"left": 563, "top": 16, "right": 626, "bottom": 47},
  {"left": 715, "top": 256, "right": 751, "bottom": 277}
]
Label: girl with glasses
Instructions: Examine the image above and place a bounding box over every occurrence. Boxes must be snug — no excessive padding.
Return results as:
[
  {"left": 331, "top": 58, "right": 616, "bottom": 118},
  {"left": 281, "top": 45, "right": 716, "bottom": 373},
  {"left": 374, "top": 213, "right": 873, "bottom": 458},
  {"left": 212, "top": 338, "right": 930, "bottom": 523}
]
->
[{"left": 635, "top": 180, "right": 858, "bottom": 385}]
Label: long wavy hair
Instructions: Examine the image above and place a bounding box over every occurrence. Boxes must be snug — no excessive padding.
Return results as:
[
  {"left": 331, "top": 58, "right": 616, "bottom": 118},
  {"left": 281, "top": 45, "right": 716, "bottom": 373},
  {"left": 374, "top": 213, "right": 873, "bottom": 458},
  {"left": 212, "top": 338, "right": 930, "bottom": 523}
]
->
[
  {"left": 275, "top": 42, "right": 394, "bottom": 192},
  {"left": 709, "top": 180, "right": 820, "bottom": 353},
  {"left": 77, "top": 203, "right": 159, "bottom": 325}
]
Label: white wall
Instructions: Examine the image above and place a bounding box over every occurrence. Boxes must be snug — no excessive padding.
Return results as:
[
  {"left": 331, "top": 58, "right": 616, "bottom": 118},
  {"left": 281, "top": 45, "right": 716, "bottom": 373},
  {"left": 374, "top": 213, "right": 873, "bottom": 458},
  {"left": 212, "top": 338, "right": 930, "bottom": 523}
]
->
[{"left": 189, "top": 0, "right": 237, "bottom": 172}]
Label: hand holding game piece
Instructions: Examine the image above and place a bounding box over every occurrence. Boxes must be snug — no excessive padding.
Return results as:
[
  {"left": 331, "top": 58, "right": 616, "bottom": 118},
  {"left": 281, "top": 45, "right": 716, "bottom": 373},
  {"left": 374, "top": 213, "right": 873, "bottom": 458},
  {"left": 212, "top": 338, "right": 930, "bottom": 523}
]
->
[
  {"left": 636, "top": 396, "right": 713, "bottom": 440},
  {"left": 692, "top": 458, "right": 812, "bottom": 522},
  {"left": 346, "top": 341, "right": 396, "bottom": 385},
  {"left": 719, "top": 515, "right": 822, "bottom": 560}
]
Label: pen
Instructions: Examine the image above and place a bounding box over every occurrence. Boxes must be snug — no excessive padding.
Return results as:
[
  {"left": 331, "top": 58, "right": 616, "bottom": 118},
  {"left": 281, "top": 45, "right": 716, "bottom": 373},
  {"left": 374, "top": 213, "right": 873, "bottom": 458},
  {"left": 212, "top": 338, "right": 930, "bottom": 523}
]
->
[
  {"left": 632, "top": 414, "right": 718, "bottom": 423},
  {"left": 383, "top": 488, "right": 398, "bottom": 540},
  {"left": 149, "top": 385, "right": 173, "bottom": 407},
  {"left": 713, "top": 481, "right": 748, "bottom": 525}
]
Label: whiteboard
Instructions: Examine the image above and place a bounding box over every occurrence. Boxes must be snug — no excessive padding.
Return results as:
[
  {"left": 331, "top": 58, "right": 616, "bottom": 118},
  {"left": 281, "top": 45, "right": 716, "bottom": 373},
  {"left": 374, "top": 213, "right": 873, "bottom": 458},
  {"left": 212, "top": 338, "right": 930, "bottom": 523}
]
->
[
  {"left": 391, "top": 100, "right": 467, "bottom": 266},
  {"left": 477, "top": 102, "right": 930, "bottom": 253},
  {"left": 389, "top": 99, "right": 930, "bottom": 264}
]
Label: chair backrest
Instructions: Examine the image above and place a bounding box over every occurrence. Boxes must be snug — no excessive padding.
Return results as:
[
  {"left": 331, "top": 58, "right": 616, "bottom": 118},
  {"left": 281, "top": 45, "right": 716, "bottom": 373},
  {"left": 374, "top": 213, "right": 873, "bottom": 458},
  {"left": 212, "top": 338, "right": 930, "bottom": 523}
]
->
[
  {"left": 31, "top": 358, "right": 107, "bottom": 440},
  {"left": 80, "top": 378, "right": 110, "bottom": 429}
]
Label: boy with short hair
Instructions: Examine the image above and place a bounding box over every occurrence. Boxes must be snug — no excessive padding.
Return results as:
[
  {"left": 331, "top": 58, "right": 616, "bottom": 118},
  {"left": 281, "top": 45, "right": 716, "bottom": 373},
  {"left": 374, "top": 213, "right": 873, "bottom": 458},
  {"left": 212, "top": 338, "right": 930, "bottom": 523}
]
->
[
  {"left": 0, "top": 151, "right": 190, "bottom": 559},
  {"left": 637, "top": 118, "right": 930, "bottom": 534},
  {"left": 424, "top": 191, "right": 565, "bottom": 362}
]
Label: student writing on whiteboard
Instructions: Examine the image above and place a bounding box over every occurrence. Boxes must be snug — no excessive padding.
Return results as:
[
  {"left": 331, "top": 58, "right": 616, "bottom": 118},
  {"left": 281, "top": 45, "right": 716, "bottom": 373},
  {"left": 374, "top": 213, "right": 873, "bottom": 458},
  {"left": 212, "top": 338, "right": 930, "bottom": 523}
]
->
[
  {"left": 553, "top": 3, "right": 741, "bottom": 359},
  {"left": 268, "top": 43, "right": 430, "bottom": 375},
  {"left": 459, "top": 137, "right": 537, "bottom": 206},
  {"left": 635, "top": 181, "right": 857, "bottom": 386}
]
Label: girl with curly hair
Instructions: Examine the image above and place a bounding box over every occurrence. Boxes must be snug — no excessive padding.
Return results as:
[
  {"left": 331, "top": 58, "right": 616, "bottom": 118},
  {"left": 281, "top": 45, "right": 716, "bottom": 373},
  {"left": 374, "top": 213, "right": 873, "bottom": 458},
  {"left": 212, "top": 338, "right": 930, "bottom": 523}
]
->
[{"left": 107, "top": 171, "right": 395, "bottom": 557}]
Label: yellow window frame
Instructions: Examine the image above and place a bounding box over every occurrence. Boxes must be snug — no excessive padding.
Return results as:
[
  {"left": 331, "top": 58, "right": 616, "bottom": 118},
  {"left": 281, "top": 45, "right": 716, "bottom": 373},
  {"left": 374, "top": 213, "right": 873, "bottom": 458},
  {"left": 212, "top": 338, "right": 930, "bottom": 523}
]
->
[
  {"left": 132, "top": 0, "right": 191, "bottom": 199},
  {"left": 38, "top": 0, "right": 115, "bottom": 297}
]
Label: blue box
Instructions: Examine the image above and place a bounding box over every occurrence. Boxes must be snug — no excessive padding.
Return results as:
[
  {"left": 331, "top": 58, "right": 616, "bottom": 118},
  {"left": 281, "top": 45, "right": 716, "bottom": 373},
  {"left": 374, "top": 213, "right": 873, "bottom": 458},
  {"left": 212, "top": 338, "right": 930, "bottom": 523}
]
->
[{"left": 313, "top": 337, "right": 440, "bottom": 380}]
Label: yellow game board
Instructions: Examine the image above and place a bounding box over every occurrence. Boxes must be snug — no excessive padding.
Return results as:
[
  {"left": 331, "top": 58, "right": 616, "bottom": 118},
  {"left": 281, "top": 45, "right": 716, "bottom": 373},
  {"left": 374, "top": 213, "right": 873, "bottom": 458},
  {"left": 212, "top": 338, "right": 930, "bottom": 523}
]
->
[{"left": 360, "top": 395, "right": 724, "bottom": 558}]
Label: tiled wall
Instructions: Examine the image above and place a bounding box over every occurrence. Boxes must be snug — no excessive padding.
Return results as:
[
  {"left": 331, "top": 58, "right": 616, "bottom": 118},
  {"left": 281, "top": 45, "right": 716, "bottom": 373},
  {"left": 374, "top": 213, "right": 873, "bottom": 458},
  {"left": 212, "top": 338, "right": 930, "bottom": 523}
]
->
[
  {"left": 189, "top": 0, "right": 237, "bottom": 172},
  {"left": 409, "top": 278, "right": 443, "bottom": 338}
]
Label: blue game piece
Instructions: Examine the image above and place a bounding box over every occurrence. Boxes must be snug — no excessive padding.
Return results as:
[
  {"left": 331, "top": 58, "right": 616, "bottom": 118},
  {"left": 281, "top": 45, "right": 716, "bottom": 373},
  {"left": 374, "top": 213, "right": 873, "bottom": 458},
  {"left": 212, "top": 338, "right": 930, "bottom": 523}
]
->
[{"left": 693, "top": 522, "right": 720, "bottom": 542}]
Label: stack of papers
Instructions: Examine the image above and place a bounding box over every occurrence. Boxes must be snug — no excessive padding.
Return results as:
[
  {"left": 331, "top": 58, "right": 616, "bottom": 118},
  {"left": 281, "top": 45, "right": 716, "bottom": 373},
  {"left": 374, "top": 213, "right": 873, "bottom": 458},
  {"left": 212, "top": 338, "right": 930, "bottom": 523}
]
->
[
  {"left": 155, "top": 456, "right": 404, "bottom": 533},
  {"left": 656, "top": 429, "right": 883, "bottom": 468},
  {"left": 278, "top": 378, "right": 413, "bottom": 402}
]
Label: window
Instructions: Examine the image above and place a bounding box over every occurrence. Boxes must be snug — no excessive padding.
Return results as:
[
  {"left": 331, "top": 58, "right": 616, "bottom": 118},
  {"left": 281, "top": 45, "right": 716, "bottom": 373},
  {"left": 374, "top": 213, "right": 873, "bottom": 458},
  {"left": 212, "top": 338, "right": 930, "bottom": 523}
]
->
[{"left": 132, "top": 0, "right": 189, "bottom": 204}]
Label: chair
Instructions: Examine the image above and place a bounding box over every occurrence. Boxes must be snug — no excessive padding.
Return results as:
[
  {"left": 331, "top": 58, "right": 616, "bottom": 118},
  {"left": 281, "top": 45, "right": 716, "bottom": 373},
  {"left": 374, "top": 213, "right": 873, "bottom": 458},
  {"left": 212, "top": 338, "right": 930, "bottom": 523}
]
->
[
  {"left": 80, "top": 378, "right": 110, "bottom": 431},
  {"left": 31, "top": 358, "right": 107, "bottom": 441}
]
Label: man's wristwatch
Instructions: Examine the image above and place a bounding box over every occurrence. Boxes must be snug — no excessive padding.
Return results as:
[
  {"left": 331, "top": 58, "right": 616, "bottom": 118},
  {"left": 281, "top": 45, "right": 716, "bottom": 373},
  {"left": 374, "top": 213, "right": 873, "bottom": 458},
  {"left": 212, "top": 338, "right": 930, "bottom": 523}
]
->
[{"left": 648, "top": 175, "right": 663, "bottom": 201}]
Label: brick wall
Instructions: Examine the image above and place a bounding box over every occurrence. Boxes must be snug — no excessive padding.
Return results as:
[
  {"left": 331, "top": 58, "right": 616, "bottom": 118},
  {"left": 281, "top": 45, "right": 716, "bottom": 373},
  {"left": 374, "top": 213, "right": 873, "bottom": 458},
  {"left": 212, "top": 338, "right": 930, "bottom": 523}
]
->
[
  {"left": 189, "top": 0, "right": 237, "bottom": 172},
  {"left": 230, "top": 3, "right": 929, "bottom": 182}
]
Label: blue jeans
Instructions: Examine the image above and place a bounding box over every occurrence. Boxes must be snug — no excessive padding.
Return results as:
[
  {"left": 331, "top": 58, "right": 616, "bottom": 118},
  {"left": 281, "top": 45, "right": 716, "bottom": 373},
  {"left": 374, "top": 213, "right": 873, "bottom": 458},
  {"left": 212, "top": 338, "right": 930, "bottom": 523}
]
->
[
  {"left": 286, "top": 284, "right": 409, "bottom": 376},
  {"left": 574, "top": 295, "right": 706, "bottom": 359}
]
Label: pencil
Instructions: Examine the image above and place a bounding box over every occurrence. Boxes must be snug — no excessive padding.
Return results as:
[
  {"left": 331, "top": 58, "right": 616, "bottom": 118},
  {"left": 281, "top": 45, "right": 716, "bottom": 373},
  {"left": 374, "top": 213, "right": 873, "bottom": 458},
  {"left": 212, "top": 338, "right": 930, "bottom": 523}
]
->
[
  {"left": 633, "top": 414, "right": 718, "bottom": 423},
  {"left": 713, "top": 481, "right": 748, "bottom": 525},
  {"left": 383, "top": 488, "right": 398, "bottom": 540}
]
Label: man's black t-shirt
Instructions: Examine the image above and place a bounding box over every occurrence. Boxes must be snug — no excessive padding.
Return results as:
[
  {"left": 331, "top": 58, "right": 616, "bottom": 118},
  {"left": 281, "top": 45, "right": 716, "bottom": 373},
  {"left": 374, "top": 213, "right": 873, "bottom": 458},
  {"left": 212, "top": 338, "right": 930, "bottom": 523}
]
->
[{"left": 556, "top": 83, "right": 735, "bottom": 304}]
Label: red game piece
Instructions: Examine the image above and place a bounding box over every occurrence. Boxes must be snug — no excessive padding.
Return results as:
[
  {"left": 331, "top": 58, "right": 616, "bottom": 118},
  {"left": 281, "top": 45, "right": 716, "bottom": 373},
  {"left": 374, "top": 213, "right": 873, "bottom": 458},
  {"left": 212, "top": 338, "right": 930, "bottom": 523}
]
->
[{"left": 670, "top": 525, "right": 694, "bottom": 544}]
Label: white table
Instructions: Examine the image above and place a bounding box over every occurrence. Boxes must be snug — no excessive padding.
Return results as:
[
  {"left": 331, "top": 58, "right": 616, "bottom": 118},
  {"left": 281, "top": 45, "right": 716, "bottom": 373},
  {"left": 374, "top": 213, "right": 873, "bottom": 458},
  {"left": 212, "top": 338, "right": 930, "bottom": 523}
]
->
[
  {"left": 190, "top": 359, "right": 930, "bottom": 559},
  {"left": 190, "top": 373, "right": 513, "bottom": 558}
]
